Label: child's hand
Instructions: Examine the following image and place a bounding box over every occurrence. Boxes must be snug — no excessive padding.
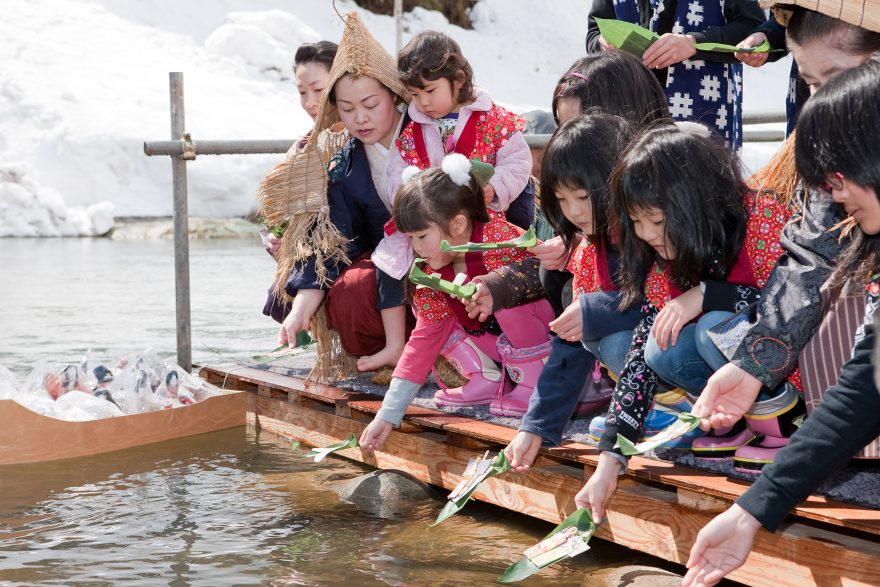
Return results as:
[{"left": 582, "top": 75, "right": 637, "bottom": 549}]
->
[
  {"left": 482, "top": 184, "right": 496, "bottom": 205},
  {"left": 529, "top": 235, "right": 569, "bottom": 270},
  {"left": 652, "top": 285, "right": 702, "bottom": 351},
  {"left": 464, "top": 282, "right": 494, "bottom": 322},
  {"left": 279, "top": 289, "right": 325, "bottom": 347},
  {"left": 735, "top": 33, "right": 770, "bottom": 68},
  {"left": 360, "top": 418, "right": 393, "bottom": 453},
  {"left": 504, "top": 431, "right": 543, "bottom": 474},
  {"left": 574, "top": 452, "right": 622, "bottom": 523},
  {"left": 549, "top": 299, "right": 583, "bottom": 342},
  {"left": 642, "top": 33, "right": 697, "bottom": 69}
]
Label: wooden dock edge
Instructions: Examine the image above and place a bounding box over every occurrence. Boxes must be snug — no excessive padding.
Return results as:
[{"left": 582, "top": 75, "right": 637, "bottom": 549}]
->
[{"left": 202, "top": 365, "right": 880, "bottom": 587}]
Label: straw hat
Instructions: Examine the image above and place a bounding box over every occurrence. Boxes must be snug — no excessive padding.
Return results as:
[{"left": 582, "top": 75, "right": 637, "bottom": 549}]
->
[
  {"left": 763, "top": 0, "right": 880, "bottom": 32},
  {"left": 312, "top": 11, "right": 409, "bottom": 138}
]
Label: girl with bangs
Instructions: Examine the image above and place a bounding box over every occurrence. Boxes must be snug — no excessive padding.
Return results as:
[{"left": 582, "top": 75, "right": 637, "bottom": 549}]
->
[
  {"left": 575, "top": 125, "right": 799, "bottom": 522},
  {"left": 360, "top": 155, "right": 554, "bottom": 452},
  {"left": 493, "top": 113, "right": 645, "bottom": 473}
]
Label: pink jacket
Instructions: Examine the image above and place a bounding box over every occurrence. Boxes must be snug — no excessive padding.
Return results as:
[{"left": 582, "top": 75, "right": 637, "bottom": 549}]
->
[{"left": 373, "top": 87, "right": 532, "bottom": 279}]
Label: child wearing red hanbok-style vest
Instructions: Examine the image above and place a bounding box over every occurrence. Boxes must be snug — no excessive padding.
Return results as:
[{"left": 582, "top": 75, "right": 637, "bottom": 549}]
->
[
  {"left": 575, "top": 126, "right": 805, "bottom": 525},
  {"left": 372, "top": 31, "right": 534, "bottom": 281},
  {"left": 359, "top": 155, "right": 553, "bottom": 453}
]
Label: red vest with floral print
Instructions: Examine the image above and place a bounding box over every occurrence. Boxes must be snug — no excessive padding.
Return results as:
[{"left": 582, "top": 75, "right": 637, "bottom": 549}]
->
[
  {"left": 567, "top": 237, "right": 617, "bottom": 296},
  {"left": 642, "top": 193, "right": 801, "bottom": 389},
  {"left": 413, "top": 212, "right": 529, "bottom": 330},
  {"left": 397, "top": 104, "right": 526, "bottom": 169},
  {"left": 644, "top": 194, "right": 790, "bottom": 310}
]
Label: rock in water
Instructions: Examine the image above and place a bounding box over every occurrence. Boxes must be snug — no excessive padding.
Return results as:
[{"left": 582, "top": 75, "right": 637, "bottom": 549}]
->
[
  {"left": 332, "top": 470, "right": 436, "bottom": 518},
  {"left": 583, "top": 565, "right": 682, "bottom": 587}
]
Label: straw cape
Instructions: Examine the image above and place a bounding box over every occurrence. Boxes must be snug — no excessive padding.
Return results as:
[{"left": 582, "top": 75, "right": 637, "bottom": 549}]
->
[
  {"left": 765, "top": 0, "right": 880, "bottom": 32},
  {"left": 256, "top": 10, "right": 409, "bottom": 382}
]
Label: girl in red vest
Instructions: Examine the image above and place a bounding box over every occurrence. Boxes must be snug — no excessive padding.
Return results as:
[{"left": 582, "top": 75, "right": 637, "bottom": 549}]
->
[
  {"left": 371, "top": 31, "right": 534, "bottom": 284},
  {"left": 360, "top": 154, "right": 553, "bottom": 452},
  {"left": 576, "top": 125, "right": 801, "bottom": 522}
]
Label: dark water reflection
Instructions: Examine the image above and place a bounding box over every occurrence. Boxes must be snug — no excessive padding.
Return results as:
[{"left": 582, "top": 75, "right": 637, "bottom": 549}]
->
[{"left": 0, "top": 428, "right": 649, "bottom": 586}]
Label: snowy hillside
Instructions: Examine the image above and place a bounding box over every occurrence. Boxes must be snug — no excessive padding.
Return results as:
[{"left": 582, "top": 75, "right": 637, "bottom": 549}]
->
[{"left": 0, "top": 0, "right": 790, "bottom": 236}]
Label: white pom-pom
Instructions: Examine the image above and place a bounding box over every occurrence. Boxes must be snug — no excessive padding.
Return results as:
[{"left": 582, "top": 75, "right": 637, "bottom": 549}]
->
[
  {"left": 675, "top": 121, "right": 712, "bottom": 138},
  {"left": 401, "top": 165, "right": 422, "bottom": 184},
  {"left": 442, "top": 153, "right": 472, "bottom": 187}
]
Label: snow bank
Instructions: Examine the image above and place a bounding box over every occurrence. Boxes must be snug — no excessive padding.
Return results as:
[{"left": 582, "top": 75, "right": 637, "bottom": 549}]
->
[{"left": 1, "top": 0, "right": 790, "bottom": 236}]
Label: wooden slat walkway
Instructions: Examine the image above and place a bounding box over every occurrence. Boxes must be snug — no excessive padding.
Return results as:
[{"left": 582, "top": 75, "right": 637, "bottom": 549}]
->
[{"left": 201, "top": 364, "right": 880, "bottom": 587}]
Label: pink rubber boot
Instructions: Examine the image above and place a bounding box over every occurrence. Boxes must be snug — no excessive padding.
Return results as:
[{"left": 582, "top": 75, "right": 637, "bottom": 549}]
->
[
  {"left": 433, "top": 330, "right": 503, "bottom": 407},
  {"left": 572, "top": 360, "right": 614, "bottom": 418},
  {"left": 490, "top": 335, "right": 551, "bottom": 417},
  {"left": 734, "top": 384, "right": 806, "bottom": 475},
  {"left": 691, "top": 419, "right": 755, "bottom": 460}
]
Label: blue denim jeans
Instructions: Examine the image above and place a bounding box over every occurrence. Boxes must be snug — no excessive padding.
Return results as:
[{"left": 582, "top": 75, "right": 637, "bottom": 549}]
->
[
  {"left": 583, "top": 329, "right": 633, "bottom": 377},
  {"left": 644, "top": 311, "right": 732, "bottom": 394}
]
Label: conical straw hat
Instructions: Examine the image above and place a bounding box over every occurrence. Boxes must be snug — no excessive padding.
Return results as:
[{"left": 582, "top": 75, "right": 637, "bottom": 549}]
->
[
  {"left": 312, "top": 11, "right": 409, "bottom": 138},
  {"left": 763, "top": 0, "right": 880, "bottom": 32}
]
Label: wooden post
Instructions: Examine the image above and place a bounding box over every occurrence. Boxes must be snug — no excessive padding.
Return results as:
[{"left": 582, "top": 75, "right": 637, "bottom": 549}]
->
[
  {"left": 394, "top": 0, "right": 403, "bottom": 53},
  {"left": 169, "top": 72, "right": 192, "bottom": 371}
]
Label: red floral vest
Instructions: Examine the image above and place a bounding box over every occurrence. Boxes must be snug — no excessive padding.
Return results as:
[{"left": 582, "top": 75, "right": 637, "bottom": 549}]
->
[
  {"left": 396, "top": 103, "right": 525, "bottom": 169},
  {"left": 644, "top": 194, "right": 790, "bottom": 310},
  {"left": 413, "top": 212, "right": 530, "bottom": 330},
  {"left": 567, "top": 237, "right": 617, "bottom": 296}
]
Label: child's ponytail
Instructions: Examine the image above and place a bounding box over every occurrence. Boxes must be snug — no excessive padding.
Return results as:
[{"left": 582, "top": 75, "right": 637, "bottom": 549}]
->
[{"left": 393, "top": 154, "right": 490, "bottom": 234}]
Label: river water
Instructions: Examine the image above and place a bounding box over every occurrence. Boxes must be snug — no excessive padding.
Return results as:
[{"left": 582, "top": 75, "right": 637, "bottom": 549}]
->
[{"left": 0, "top": 236, "right": 670, "bottom": 585}]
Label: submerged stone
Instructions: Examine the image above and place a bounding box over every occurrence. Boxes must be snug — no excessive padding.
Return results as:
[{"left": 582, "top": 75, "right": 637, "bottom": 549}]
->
[{"left": 332, "top": 470, "right": 436, "bottom": 519}]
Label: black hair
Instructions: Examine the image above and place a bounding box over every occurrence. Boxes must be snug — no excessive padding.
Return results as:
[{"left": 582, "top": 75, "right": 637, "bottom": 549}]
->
[
  {"left": 786, "top": 7, "right": 880, "bottom": 55},
  {"left": 398, "top": 31, "right": 476, "bottom": 104},
  {"left": 796, "top": 56, "right": 880, "bottom": 298},
  {"left": 551, "top": 52, "right": 670, "bottom": 127},
  {"left": 393, "top": 165, "right": 490, "bottom": 234},
  {"left": 610, "top": 126, "right": 749, "bottom": 308},
  {"left": 293, "top": 41, "right": 338, "bottom": 73},
  {"left": 540, "top": 113, "right": 632, "bottom": 256}
]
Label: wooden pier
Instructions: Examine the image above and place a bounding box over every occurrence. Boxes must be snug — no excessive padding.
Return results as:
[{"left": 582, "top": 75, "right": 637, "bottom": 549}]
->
[{"left": 201, "top": 364, "right": 880, "bottom": 587}]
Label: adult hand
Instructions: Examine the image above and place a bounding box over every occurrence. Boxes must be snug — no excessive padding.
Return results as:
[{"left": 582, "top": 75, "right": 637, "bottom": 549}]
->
[
  {"left": 483, "top": 184, "right": 497, "bottom": 205},
  {"left": 359, "top": 418, "right": 393, "bottom": 453},
  {"left": 692, "top": 363, "right": 762, "bottom": 431},
  {"left": 683, "top": 504, "right": 761, "bottom": 587},
  {"left": 504, "top": 431, "right": 543, "bottom": 474},
  {"left": 735, "top": 33, "right": 770, "bottom": 68},
  {"left": 652, "top": 285, "right": 703, "bottom": 351},
  {"left": 549, "top": 299, "right": 583, "bottom": 343},
  {"left": 643, "top": 33, "right": 697, "bottom": 69},
  {"left": 278, "top": 289, "right": 325, "bottom": 347},
  {"left": 529, "top": 235, "right": 569, "bottom": 270},
  {"left": 598, "top": 35, "right": 614, "bottom": 52},
  {"left": 464, "top": 281, "right": 494, "bottom": 322},
  {"left": 265, "top": 233, "right": 282, "bottom": 256},
  {"left": 574, "top": 452, "right": 621, "bottom": 523}
]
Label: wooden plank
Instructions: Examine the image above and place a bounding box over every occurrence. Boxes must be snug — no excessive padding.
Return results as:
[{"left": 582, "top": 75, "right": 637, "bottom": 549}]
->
[
  {"left": 211, "top": 365, "right": 880, "bottom": 537},
  {"left": 248, "top": 394, "right": 880, "bottom": 587},
  {"left": 201, "top": 365, "right": 368, "bottom": 405}
]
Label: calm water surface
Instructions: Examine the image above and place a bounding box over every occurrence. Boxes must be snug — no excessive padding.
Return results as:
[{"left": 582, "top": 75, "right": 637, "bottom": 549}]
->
[
  {"left": 0, "top": 237, "right": 663, "bottom": 585},
  {"left": 0, "top": 237, "right": 277, "bottom": 377},
  {"left": 0, "top": 428, "right": 646, "bottom": 586}
]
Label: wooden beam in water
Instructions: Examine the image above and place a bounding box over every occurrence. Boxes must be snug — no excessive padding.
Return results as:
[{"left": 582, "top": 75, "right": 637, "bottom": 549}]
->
[{"left": 203, "top": 365, "right": 880, "bottom": 538}]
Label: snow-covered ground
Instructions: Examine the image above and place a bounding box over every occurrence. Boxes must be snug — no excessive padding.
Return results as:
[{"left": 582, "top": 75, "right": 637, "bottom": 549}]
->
[{"left": 1, "top": 0, "right": 790, "bottom": 237}]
